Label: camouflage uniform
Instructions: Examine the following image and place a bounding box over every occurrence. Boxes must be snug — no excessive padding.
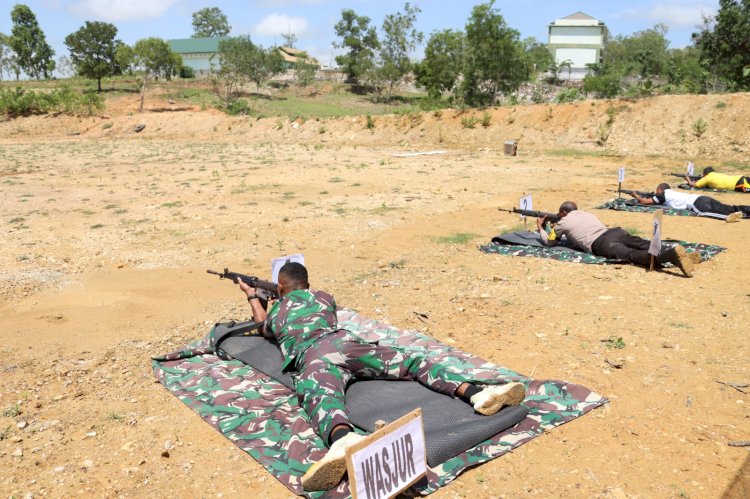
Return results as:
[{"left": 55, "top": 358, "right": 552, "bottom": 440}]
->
[{"left": 266, "top": 289, "right": 463, "bottom": 443}]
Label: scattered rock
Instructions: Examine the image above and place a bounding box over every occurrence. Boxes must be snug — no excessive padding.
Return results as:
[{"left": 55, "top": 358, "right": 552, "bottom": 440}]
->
[
  {"left": 12, "top": 447, "right": 23, "bottom": 457},
  {"left": 134, "top": 124, "right": 146, "bottom": 133},
  {"left": 82, "top": 459, "right": 94, "bottom": 469},
  {"left": 17, "top": 421, "right": 27, "bottom": 429}
]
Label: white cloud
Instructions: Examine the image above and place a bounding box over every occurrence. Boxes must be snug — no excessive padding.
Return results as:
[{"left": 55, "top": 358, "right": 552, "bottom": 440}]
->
[
  {"left": 251, "top": 14, "right": 310, "bottom": 37},
  {"left": 68, "top": 0, "right": 180, "bottom": 22},
  {"left": 621, "top": 2, "right": 717, "bottom": 28}
]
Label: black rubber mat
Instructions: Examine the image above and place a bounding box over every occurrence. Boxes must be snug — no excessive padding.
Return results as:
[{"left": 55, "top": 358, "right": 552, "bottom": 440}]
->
[{"left": 217, "top": 324, "right": 529, "bottom": 467}]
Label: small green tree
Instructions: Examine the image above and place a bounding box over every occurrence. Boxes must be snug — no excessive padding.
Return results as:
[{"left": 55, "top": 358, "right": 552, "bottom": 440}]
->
[
  {"left": 0, "top": 33, "right": 10, "bottom": 81},
  {"left": 294, "top": 52, "right": 318, "bottom": 87},
  {"left": 192, "top": 7, "right": 231, "bottom": 38},
  {"left": 281, "top": 32, "right": 297, "bottom": 48},
  {"left": 211, "top": 36, "right": 284, "bottom": 108},
  {"left": 462, "top": 0, "right": 529, "bottom": 106},
  {"left": 369, "top": 2, "right": 423, "bottom": 101},
  {"left": 8, "top": 4, "right": 55, "bottom": 80},
  {"left": 132, "top": 37, "right": 175, "bottom": 111},
  {"left": 64, "top": 21, "right": 123, "bottom": 92},
  {"left": 210, "top": 36, "right": 252, "bottom": 108},
  {"left": 334, "top": 9, "right": 380, "bottom": 84},
  {"left": 415, "top": 29, "right": 465, "bottom": 99},
  {"left": 523, "top": 37, "right": 553, "bottom": 77},
  {"left": 694, "top": 0, "right": 750, "bottom": 89}
]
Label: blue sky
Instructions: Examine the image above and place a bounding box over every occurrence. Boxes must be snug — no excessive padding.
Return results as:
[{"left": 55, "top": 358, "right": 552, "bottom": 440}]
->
[{"left": 1, "top": 1, "right": 718, "bottom": 67}]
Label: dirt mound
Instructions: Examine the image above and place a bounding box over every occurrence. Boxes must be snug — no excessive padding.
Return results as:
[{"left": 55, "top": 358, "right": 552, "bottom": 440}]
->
[{"left": 2, "top": 92, "right": 749, "bottom": 162}]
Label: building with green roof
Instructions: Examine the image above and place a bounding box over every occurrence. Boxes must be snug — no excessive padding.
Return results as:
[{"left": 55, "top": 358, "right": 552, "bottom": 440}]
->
[{"left": 168, "top": 37, "right": 228, "bottom": 74}]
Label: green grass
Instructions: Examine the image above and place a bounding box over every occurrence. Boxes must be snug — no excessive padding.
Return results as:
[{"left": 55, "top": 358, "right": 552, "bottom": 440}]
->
[
  {"left": 719, "top": 160, "right": 749, "bottom": 172},
  {"left": 432, "top": 232, "right": 480, "bottom": 244},
  {"left": 546, "top": 149, "right": 622, "bottom": 158},
  {"left": 602, "top": 337, "right": 626, "bottom": 349}
]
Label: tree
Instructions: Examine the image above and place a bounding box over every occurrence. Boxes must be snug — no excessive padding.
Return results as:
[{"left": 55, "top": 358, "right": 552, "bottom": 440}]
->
[
  {"left": 369, "top": 2, "right": 423, "bottom": 101},
  {"left": 294, "top": 52, "right": 318, "bottom": 87},
  {"left": 334, "top": 9, "right": 380, "bottom": 84},
  {"left": 461, "top": 0, "right": 529, "bottom": 106},
  {"left": 523, "top": 37, "right": 553, "bottom": 77},
  {"left": 64, "top": 21, "right": 123, "bottom": 92},
  {"left": 132, "top": 37, "right": 176, "bottom": 111},
  {"left": 192, "top": 7, "right": 231, "bottom": 38},
  {"left": 56, "top": 55, "right": 75, "bottom": 78},
  {"left": 8, "top": 4, "right": 55, "bottom": 80},
  {"left": 415, "top": 29, "right": 465, "bottom": 99},
  {"left": 548, "top": 59, "right": 572, "bottom": 85},
  {"left": 0, "top": 33, "right": 10, "bottom": 80},
  {"left": 210, "top": 36, "right": 284, "bottom": 109},
  {"left": 115, "top": 43, "right": 135, "bottom": 75},
  {"left": 694, "top": 0, "right": 750, "bottom": 89},
  {"left": 605, "top": 24, "right": 670, "bottom": 78},
  {"left": 281, "top": 32, "right": 297, "bottom": 48}
]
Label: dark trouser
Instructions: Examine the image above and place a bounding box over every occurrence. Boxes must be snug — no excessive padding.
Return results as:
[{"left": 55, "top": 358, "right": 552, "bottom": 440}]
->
[
  {"left": 591, "top": 228, "right": 653, "bottom": 267},
  {"left": 694, "top": 196, "right": 750, "bottom": 217}
]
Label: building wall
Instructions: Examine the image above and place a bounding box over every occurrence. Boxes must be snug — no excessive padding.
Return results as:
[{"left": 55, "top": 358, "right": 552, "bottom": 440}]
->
[
  {"left": 181, "top": 54, "right": 219, "bottom": 72},
  {"left": 548, "top": 22, "right": 606, "bottom": 79},
  {"left": 549, "top": 26, "right": 605, "bottom": 46}
]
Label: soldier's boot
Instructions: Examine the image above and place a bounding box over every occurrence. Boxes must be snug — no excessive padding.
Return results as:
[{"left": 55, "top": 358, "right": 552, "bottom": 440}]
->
[
  {"left": 657, "top": 245, "right": 693, "bottom": 278},
  {"left": 302, "top": 432, "right": 364, "bottom": 491},
  {"left": 471, "top": 382, "right": 526, "bottom": 416},
  {"left": 687, "top": 251, "right": 702, "bottom": 265}
]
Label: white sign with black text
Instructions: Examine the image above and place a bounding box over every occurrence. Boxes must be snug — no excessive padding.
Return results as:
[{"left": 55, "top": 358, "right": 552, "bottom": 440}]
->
[
  {"left": 687, "top": 161, "right": 695, "bottom": 176},
  {"left": 519, "top": 194, "right": 533, "bottom": 217},
  {"left": 618, "top": 167, "right": 626, "bottom": 183},
  {"left": 649, "top": 210, "right": 663, "bottom": 257},
  {"left": 346, "top": 409, "right": 426, "bottom": 499}
]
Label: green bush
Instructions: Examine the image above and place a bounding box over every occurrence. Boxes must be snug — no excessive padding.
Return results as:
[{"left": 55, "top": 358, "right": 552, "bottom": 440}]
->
[
  {"left": 0, "top": 85, "right": 105, "bottom": 118},
  {"left": 225, "top": 100, "right": 252, "bottom": 116},
  {"left": 179, "top": 66, "right": 196, "bottom": 79},
  {"left": 555, "top": 87, "right": 582, "bottom": 103},
  {"left": 582, "top": 74, "right": 621, "bottom": 99}
]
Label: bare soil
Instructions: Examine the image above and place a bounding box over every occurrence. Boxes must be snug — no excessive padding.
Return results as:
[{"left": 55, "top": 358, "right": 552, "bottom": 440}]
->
[{"left": 1, "top": 90, "right": 748, "bottom": 498}]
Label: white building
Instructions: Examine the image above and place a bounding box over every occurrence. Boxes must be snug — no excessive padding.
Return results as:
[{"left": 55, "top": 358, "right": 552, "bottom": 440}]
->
[{"left": 548, "top": 12, "right": 607, "bottom": 80}]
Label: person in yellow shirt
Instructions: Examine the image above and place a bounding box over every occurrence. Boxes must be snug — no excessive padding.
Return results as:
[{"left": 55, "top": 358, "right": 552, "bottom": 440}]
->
[{"left": 685, "top": 167, "right": 750, "bottom": 192}]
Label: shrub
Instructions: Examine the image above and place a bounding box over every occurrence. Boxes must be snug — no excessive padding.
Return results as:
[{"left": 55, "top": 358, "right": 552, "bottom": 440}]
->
[
  {"left": 365, "top": 114, "right": 375, "bottom": 130},
  {"left": 179, "top": 65, "right": 196, "bottom": 79},
  {"left": 583, "top": 74, "right": 620, "bottom": 99},
  {"left": 555, "top": 87, "right": 581, "bottom": 103},
  {"left": 225, "top": 100, "right": 252, "bottom": 116},
  {"left": 480, "top": 111, "right": 491, "bottom": 128},
  {"left": 692, "top": 118, "right": 708, "bottom": 137},
  {"left": 461, "top": 115, "right": 479, "bottom": 129},
  {"left": 0, "top": 86, "right": 105, "bottom": 118}
]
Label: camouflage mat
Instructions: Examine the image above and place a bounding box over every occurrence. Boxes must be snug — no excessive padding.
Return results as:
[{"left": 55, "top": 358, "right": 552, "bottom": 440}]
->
[
  {"left": 596, "top": 197, "right": 699, "bottom": 217},
  {"left": 153, "top": 309, "right": 608, "bottom": 498},
  {"left": 677, "top": 183, "right": 749, "bottom": 194},
  {"left": 479, "top": 236, "right": 725, "bottom": 265}
]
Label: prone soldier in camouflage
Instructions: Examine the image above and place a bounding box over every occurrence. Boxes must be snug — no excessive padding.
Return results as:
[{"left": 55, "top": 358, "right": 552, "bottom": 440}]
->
[{"left": 238, "top": 261, "right": 526, "bottom": 492}]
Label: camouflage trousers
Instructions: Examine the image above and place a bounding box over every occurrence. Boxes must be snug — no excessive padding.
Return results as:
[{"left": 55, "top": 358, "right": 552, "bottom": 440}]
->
[{"left": 294, "top": 329, "right": 464, "bottom": 445}]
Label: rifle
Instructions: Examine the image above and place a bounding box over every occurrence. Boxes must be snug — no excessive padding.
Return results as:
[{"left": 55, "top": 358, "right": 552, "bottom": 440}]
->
[
  {"left": 610, "top": 189, "right": 655, "bottom": 198},
  {"left": 207, "top": 268, "right": 279, "bottom": 300},
  {"left": 670, "top": 173, "right": 701, "bottom": 181},
  {"left": 498, "top": 207, "right": 560, "bottom": 223}
]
